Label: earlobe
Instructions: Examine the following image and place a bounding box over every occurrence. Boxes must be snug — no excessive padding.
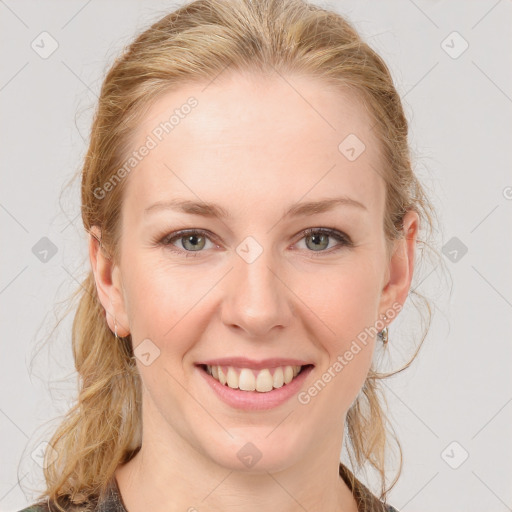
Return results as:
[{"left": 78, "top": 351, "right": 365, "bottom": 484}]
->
[{"left": 88, "top": 226, "right": 130, "bottom": 337}]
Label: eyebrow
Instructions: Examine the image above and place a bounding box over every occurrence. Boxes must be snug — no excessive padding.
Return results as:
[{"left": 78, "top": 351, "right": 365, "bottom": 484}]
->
[{"left": 144, "top": 196, "right": 367, "bottom": 219}]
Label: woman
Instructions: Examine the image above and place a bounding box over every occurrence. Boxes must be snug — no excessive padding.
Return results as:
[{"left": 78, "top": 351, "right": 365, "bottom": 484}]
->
[{"left": 18, "top": 0, "right": 439, "bottom": 510}]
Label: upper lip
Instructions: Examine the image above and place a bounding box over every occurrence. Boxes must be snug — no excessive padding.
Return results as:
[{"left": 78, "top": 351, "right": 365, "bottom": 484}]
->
[{"left": 196, "top": 357, "right": 314, "bottom": 370}]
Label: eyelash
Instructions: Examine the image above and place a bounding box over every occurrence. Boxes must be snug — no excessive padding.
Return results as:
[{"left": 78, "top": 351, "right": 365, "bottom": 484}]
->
[{"left": 157, "top": 227, "right": 353, "bottom": 258}]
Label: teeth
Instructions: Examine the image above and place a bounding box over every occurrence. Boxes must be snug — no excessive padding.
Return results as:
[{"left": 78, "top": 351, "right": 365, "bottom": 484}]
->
[
  {"left": 226, "top": 367, "right": 238, "bottom": 389},
  {"left": 239, "top": 368, "right": 257, "bottom": 391},
  {"left": 272, "top": 367, "right": 284, "bottom": 388},
  {"left": 205, "top": 364, "right": 304, "bottom": 392},
  {"left": 255, "top": 369, "right": 273, "bottom": 392}
]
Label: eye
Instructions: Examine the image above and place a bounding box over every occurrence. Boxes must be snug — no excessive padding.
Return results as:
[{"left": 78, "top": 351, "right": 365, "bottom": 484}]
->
[
  {"left": 159, "top": 229, "right": 217, "bottom": 257},
  {"left": 295, "top": 228, "right": 353, "bottom": 256}
]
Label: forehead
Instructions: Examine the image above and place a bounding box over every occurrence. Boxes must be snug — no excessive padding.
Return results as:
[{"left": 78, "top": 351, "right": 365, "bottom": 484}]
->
[{"left": 122, "top": 71, "right": 384, "bottom": 220}]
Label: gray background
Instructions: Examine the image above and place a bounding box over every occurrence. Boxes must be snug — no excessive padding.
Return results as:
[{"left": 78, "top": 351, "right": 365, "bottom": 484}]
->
[{"left": 1, "top": 0, "right": 511, "bottom": 511}]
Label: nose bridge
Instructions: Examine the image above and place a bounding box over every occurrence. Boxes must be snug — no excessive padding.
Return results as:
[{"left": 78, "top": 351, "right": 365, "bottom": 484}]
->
[{"left": 221, "top": 237, "right": 291, "bottom": 335}]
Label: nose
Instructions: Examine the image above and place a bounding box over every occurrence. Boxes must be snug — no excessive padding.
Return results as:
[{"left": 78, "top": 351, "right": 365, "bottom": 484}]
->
[{"left": 220, "top": 246, "right": 293, "bottom": 338}]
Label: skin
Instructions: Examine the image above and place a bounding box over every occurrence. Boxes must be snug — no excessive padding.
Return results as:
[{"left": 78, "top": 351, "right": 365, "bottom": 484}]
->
[{"left": 89, "top": 71, "right": 418, "bottom": 512}]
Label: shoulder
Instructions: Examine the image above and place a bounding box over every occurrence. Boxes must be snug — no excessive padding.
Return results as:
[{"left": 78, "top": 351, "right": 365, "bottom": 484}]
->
[
  {"left": 15, "top": 497, "right": 97, "bottom": 512},
  {"left": 15, "top": 505, "right": 50, "bottom": 512},
  {"left": 339, "top": 461, "right": 401, "bottom": 512},
  {"left": 371, "top": 498, "right": 401, "bottom": 512},
  {"left": 383, "top": 504, "right": 400, "bottom": 512},
  {"left": 15, "top": 476, "right": 122, "bottom": 512}
]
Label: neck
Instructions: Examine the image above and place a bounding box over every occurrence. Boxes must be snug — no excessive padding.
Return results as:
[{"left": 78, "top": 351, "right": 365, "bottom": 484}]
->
[
  {"left": 115, "top": 441, "right": 358, "bottom": 512},
  {"left": 115, "top": 395, "right": 358, "bottom": 512}
]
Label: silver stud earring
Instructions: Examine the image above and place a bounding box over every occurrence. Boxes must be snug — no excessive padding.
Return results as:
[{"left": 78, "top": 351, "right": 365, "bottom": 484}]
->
[{"left": 379, "top": 314, "right": 389, "bottom": 345}]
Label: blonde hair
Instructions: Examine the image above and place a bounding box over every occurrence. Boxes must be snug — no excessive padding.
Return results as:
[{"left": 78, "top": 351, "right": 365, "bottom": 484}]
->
[{"left": 25, "top": 0, "right": 446, "bottom": 509}]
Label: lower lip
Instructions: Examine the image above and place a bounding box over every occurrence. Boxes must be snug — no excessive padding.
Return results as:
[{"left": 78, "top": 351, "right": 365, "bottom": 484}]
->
[{"left": 196, "top": 365, "right": 315, "bottom": 411}]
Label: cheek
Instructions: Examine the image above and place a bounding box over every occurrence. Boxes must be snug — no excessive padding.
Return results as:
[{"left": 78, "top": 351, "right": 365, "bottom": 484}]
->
[
  {"left": 121, "top": 251, "right": 221, "bottom": 351},
  {"left": 296, "top": 258, "right": 382, "bottom": 345},
  {"left": 295, "top": 259, "right": 381, "bottom": 404}
]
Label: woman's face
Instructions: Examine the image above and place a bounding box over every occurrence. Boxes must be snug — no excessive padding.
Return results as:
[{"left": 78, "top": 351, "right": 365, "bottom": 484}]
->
[{"left": 91, "top": 71, "right": 417, "bottom": 472}]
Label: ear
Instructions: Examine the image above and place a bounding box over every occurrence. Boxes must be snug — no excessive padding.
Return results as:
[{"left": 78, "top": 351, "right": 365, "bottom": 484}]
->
[
  {"left": 378, "top": 210, "right": 419, "bottom": 322},
  {"left": 88, "top": 225, "right": 130, "bottom": 337}
]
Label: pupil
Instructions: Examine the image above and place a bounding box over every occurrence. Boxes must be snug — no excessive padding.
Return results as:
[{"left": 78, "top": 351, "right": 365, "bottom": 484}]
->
[
  {"left": 308, "top": 233, "right": 327, "bottom": 250},
  {"left": 184, "top": 234, "right": 203, "bottom": 250}
]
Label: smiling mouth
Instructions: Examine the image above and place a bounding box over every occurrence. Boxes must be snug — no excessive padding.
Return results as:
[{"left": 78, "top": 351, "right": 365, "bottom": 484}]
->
[{"left": 197, "top": 363, "right": 314, "bottom": 393}]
